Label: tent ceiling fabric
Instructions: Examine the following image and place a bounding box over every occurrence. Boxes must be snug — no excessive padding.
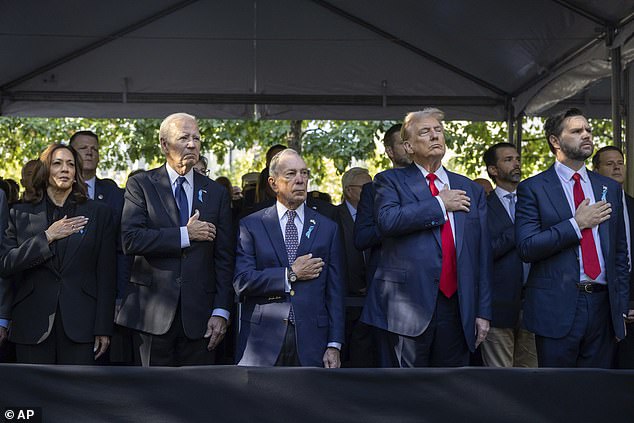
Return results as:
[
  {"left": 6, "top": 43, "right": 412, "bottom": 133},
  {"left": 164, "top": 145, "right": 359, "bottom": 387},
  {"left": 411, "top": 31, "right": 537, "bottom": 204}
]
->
[{"left": 1, "top": 0, "right": 633, "bottom": 121}]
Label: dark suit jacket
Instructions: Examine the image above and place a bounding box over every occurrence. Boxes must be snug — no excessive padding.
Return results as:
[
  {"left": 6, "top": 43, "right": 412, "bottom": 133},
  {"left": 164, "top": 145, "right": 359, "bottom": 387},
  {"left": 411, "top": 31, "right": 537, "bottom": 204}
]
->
[
  {"left": 626, "top": 194, "right": 634, "bottom": 303},
  {"left": 361, "top": 163, "right": 492, "bottom": 350},
  {"left": 0, "top": 190, "right": 11, "bottom": 321},
  {"left": 354, "top": 182, "right": 381, "bottom": 287},
  {"left": 234, "top": 204, "right": 345, "bottom": 366},
  {"left": 487, "top": 192, "right": 524, "bottom": 328},
  {"left": 0, "top": 198, "right": 116, "bottom": 344},
  {"left": 516, "top": 165, "right": 629, "bottom": 339},
  {"left": 94, "top": 178, "right": 132, "bottom": 299},
  {"left": 336, "top": 203, "right": 366, "bottom": 296},
  {"left": 116, "top": 165, "right": 235, "bottom": 339}
]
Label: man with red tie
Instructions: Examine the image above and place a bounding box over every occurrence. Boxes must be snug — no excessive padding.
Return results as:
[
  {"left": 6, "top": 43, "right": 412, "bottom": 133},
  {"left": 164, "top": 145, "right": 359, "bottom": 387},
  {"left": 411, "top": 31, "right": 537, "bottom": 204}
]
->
[
  {"left": 515, "top": 108, "right": 629, "bottom": 368},
  {"left": 363, "top": 108, "right": 491, "bottom": 367}
]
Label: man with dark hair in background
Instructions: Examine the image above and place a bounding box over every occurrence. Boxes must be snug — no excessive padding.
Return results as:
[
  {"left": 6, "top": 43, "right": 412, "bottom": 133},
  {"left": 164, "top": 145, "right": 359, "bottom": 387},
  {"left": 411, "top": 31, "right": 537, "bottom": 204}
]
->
[
  {"left": 480, "top": 142, "right": 536, "bottom": 367},
  {"left": 70, "top": 130, "right": 133, "bottom": 364},
  {"left": 592, "top": 145, "right": 634, "bottom": 368}
]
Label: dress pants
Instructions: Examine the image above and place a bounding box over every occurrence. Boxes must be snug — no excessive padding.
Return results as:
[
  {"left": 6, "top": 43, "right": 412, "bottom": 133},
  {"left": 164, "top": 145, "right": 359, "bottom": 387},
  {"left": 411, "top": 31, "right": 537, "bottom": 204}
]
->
[
  {"left": 536, "top": 290, "right": 615, "bottom": 368},
  {"left": 275, "top": 322, "right": 301, "bottom": 366},
  {"left": 136, "top": 301, "right": 215, "bottom": 367},
  {"left": 15, "top": 306, "right": 94, "bottom": 365},
  {"left": 388, "top": 293, "right": 469, "bottom": 367}
]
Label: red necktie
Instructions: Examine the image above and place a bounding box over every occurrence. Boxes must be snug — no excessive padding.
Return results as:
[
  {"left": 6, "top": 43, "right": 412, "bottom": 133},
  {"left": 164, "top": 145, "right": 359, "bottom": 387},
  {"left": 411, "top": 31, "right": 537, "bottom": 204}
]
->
[
  {"left": 572, "top": 173, "right": 601, "bottom": 280},
  {"left": 426, "top": 173, "right": 457, "bottom": 298}
]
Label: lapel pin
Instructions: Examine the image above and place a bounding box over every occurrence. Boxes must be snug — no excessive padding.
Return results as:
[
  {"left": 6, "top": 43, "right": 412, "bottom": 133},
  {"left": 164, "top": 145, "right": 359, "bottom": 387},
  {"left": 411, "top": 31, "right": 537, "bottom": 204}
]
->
[
  {"left": 198, "top": 189, "right": 207, "bottom": 203},
  {"left": 601, "top": 185, "right": 608, "bottom": 202},
  {"left": 305, "top": 224, "right": 315, "bottom": 239},
  {"left": 97, "top": 194, "right": 104, "bottom": 200}
]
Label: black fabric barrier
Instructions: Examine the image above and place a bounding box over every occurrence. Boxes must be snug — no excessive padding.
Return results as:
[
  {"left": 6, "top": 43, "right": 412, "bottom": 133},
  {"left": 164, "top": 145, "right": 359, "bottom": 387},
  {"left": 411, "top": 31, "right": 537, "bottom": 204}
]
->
[{"left": 0, "top": 365, "right": 633, "bottom": 423}]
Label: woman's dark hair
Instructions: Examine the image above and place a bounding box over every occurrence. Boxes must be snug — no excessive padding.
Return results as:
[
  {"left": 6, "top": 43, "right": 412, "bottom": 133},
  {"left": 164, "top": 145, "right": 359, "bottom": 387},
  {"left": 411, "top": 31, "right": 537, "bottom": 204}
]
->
[{"left": 24, "top": 143, "right": 88, "bottom": 204}]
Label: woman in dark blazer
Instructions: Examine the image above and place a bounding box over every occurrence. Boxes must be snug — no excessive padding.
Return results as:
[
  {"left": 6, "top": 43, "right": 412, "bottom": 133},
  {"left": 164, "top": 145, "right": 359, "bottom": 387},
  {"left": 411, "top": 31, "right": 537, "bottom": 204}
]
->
[{"left": 0, "top": 143, "right": 116, "bottom": 364}]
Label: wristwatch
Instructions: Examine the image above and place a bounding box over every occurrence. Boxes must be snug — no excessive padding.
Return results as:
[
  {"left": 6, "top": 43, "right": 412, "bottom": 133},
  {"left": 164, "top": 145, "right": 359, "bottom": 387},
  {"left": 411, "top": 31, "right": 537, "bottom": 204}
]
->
[{"left": 288, "top": 267, "right": 298, "bottom": 283}]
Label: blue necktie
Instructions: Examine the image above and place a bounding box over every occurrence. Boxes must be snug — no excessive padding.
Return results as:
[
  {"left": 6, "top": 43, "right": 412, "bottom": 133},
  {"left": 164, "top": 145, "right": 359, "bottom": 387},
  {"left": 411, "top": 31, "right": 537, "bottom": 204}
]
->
[
  {"left": 285, "top": 210, "right": 299, "bottom": 324},
  {"left": 175, "top": 176, "right": 189, "bottom": 226}
]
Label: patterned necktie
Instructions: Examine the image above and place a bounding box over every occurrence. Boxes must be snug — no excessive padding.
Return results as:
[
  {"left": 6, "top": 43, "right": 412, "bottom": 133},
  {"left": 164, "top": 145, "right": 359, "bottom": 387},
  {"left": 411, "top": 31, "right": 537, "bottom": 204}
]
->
[
  {"left": 285, "top": 210, "right": 299, "bottom": 264},
  {"left": 285, "top": 209, "right": 299, "bottom": 323},
  {"left": 426, "top": 173, "right": 457, "bottom": 298},
  {"left": 175, "top": 176, "right": 189, "bottom": 226},
  {"left": 505, "top": 193, "right": 516, "bottom": 223},
  {"left": 572, "top": 173, "right": 601, "bottom": 280}
]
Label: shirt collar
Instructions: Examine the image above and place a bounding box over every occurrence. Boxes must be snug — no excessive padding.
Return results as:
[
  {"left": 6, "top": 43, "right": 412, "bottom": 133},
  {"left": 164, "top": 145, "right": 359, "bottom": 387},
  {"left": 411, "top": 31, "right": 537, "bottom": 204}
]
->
[
  {"left": 85, "top": 176, "right": 96, "bottom": 187},
  {"left": 165, "top": 164, "right": 194, "bottom": 188},
  {"left": 344, "top": 200, "right": 357, "bottom": 217},
  {"left": 276, "top": 201, "right": 305, "bottom": 225},
  {"left": 494, "top": 186, "right": 515, "bottom": 201},
  {"left": 415, "top": 162, "right": 448, "bottom": 185},
  {"left": 554, "top": 160, "right": 588, "bottom": 183}
]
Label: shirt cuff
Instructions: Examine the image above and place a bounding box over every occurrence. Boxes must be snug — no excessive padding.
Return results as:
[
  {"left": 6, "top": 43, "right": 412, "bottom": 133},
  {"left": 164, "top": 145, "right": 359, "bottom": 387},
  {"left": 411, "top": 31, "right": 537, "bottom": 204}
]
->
[
  {"left": 211, "top": 308, "right": 230, "bottom": 321},
  {"left": 568, "top": 217, "right": 582, "bottom": 239},
  {"left": 284, "top": 268, "right": 291, "bottom": 293},
  {"left": 434, "top": 196, "right": 448, "bottom": 221},
  {"left": 180, "top": 226, "right": 190, "bottom": 248},
  {"left": 0, "top": 319, "right": 9, "bottom": 329},
  {"left": 327, "top": 342, "right": 341, "bottom": 350}
]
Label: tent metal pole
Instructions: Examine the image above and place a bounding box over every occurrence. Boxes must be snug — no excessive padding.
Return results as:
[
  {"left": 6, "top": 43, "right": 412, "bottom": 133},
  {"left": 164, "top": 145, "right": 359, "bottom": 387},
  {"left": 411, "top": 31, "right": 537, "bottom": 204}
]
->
[
  {"left": 608, "top": 28, "right": 623, "bottom": 149},
  {"left": 626, "top": 64, "right": 634, "bottom": 195},
  {"left": 515, "top": 113, "right": 524, "bottom": 155},
  {"left": 506, "top": 99, "right": 515, "bottom": 144}
]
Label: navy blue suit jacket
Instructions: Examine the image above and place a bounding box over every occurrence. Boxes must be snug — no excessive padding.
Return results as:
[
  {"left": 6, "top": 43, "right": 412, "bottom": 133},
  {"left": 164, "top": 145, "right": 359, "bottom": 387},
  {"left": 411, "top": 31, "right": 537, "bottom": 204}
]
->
[
  {"left": 487, "top": 192, "right": 524, "bottom": 328},
  {"left": 234, "top": 204, "right": 345, "bottom": 366},
  {"left": 516, "top": 165, "right": 629, "bottom": 339},
  {"left": 361, "top": 163, "right": 492, "bottom": 350}
]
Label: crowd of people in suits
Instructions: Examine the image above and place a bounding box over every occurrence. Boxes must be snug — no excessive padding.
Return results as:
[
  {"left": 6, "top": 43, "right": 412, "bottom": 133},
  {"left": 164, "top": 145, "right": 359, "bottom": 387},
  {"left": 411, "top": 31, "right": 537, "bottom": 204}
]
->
[{"left": 0, "top": 108, "right": 632, "bottom": 369}]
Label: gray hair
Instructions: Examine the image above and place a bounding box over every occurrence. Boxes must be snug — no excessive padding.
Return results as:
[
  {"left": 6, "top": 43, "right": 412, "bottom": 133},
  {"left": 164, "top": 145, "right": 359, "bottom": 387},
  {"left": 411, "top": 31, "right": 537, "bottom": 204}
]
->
[
  {"left": 401, "top": 107, "right": 445, "bottom": 141},
  {"left": 159, "top": 112, "right": 197, "bottom": 143},
  {"left": 269, "top": 148, "right": 301, "bottom": 177},
  {"left": 342, "top": 167, "right": 370, "bottom": 189}
]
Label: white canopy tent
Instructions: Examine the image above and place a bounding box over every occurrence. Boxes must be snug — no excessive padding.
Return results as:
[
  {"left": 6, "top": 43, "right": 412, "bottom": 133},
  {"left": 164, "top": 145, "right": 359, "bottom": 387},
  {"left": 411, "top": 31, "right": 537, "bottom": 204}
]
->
[{"left": 1, "top": 0, "right": 633, "bottom": 170}]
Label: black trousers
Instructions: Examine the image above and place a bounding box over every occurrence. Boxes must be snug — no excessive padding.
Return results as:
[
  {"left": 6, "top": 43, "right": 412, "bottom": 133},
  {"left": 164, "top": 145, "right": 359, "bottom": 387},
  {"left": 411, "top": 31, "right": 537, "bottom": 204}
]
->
[
  {"left": 387, "top": 293, "right": 469, "bottom": 368},
  {"left": 275, "top": 322, "right": 300, "bottom": 366},
  {"left": 15, "top": 307, "right": 94, "bottom": 365},
  {"left": 136, "top": 302, "right": 215, "bottom": 367}
]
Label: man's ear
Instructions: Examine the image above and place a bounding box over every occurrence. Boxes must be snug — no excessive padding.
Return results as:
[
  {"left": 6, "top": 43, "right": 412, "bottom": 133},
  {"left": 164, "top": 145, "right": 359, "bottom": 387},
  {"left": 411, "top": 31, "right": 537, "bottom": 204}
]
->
[
  {"left": 548, "top": 135, "right": 560, "bottom": 151},
  {"left": 268, "top": 176, "right": 277, "bottom": 193},
  {"left": 159, "top": 137, "right": 168, "bottom": 154},
  {"left": 403, "top": 141, "right": 414, "bottom": 155},
  {"left": 487, "top": 165, "right": 499, "bottom": 179}
]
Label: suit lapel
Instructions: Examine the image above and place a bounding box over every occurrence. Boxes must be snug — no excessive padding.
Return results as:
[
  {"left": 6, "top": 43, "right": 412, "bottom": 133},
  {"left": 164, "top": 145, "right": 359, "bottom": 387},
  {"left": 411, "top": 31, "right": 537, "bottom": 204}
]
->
[
  {"left": 61, "top": 202, "right": 95, "bottom": 272},
  {"left": 28, "top": 201, "right": 58, "bottom": 274},
  {"left": 488, "top": 192, "right": 512, "bottom": 225},
  {"left": 151, "top": 165, "right": 180, "bottom": 227},
  {"left": 94, "top": 178, "right": 105, "bottom": 202},
  {"left": 296, "top": 206, "right": 318, "bottom": 258},
  {"left": 447, "top": 171, "right": 466, "bottom": 258},
  {"left": 588, "top": 172, "right": 610, "bottom": 260},
  {"left": 262, "top": 205, "right": 289, "bottom": 266},
  {"left": 192, "top": 172, "right": 210, "bottom": 214},
  {"left": 542, "top": 165, "right": 573, "bottom": 222},
  {"left": 405, "top": 163, "right": 441, "bottom": 247}
]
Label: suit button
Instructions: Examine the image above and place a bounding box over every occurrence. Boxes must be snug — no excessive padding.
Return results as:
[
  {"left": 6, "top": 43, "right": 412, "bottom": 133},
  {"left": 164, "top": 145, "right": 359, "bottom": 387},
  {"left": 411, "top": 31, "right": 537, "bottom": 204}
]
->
[{"left": 182, "top": 253, "right": 187, "bottom": 259}]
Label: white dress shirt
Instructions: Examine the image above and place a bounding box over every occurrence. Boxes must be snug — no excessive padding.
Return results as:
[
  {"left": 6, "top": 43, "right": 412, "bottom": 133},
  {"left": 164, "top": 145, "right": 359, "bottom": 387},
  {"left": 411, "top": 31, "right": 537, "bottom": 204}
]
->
[{"left": 554, "top": 161, "right": 607, "bottom": 284}]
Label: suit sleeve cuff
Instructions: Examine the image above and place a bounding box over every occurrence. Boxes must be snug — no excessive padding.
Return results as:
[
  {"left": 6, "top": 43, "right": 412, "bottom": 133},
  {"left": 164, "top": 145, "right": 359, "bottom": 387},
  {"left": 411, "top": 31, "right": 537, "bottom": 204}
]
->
[
  {"left": 327, "top": 342, "right": 341, "bottom": 350},
  {"left": 211, "top": 308, "right": 230, "bottom": 321},
  {"left": 180, "top": 226, "right": 190, "bottom": 248},
  {"left": 568, "top": 218, "right": 582, "bottom": 239},
  {"left": 434, "top": 197, "right": 448, "bottom": 221},
  {"left": 284, "top": 268, "right": 291, "bottom": 293},
  {"left": 0, "top": 319, "right": 9, "bottom": 329}
]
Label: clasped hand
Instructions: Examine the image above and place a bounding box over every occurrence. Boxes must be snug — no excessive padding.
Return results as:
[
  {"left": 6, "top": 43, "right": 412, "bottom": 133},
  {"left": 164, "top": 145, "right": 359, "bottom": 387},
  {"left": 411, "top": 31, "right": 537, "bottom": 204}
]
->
[
  {"left": 437, "top": 188, "right": 470, "bottom": 213},
  {"left": 45, "top": 215, "right": 88, "bottom": 243}
]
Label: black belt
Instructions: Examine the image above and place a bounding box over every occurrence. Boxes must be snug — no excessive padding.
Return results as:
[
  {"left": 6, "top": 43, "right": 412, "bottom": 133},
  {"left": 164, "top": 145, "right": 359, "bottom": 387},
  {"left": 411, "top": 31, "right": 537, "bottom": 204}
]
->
[{"left": 576, "top": 283, "right": 607, "bottom": 293}]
